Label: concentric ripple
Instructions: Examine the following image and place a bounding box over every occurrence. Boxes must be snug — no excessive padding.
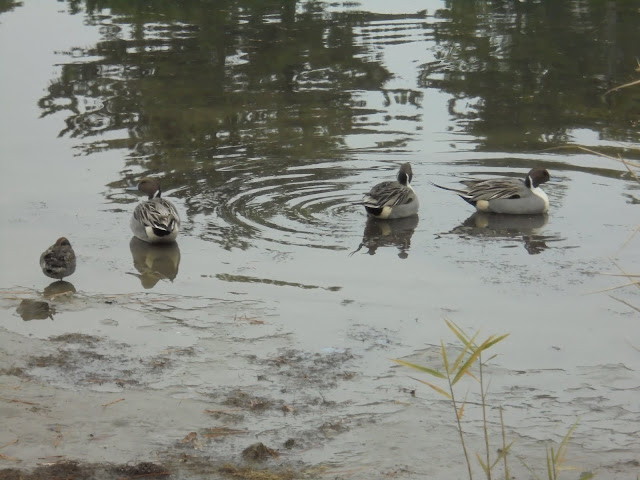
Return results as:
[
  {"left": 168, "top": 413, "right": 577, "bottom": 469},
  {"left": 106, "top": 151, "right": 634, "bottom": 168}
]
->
[{"left": 195, "top": 161, "right": 362, "bottom": 251}]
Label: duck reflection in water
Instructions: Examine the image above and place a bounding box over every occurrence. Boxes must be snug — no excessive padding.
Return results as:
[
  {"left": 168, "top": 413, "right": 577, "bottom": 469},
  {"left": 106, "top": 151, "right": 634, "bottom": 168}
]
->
[
  {"left": 17, "top": 299, "right": 55, "bottom": 321},
  {"left": 43, "top": 280, "right": 76, "bottom": 299},
  {"left": 128, "top": 237, "right": 181, "bottom": 288},
  {"left": 448, "top": 212, "right": 550, "bottom": 254},
  {"left": 351, "top": 215, "right": 419, "bottom": 259}
]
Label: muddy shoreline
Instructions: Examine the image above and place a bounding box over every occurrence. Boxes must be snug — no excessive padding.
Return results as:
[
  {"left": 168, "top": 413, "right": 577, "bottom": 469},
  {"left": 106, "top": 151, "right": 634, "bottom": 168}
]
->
[{"left": 2, "top": 288, "right": 639, "bottom": 479}]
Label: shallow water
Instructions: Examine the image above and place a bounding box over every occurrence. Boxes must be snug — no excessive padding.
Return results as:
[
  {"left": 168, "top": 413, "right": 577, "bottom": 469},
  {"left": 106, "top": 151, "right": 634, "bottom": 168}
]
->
[{"left": 1, "top": 1, "right": 639, "bottom": 478}]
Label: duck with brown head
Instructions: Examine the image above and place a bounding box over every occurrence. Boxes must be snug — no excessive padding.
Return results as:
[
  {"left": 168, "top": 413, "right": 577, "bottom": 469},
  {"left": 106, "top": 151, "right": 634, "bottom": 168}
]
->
[
  {"left": 40, "top": 237, "right": 76, "bottom": 280},
  {"left": 430, "top": 168, "right": 551, "bottom": 215},
  {"left": 359, "top": 163, "right": 419, "bottom": 220}
]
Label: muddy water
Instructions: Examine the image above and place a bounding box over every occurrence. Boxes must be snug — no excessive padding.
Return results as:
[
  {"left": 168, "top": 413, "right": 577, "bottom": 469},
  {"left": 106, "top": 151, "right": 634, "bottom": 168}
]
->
[{"left": 1, "top": 1, "right": 639, "bottom": 478}]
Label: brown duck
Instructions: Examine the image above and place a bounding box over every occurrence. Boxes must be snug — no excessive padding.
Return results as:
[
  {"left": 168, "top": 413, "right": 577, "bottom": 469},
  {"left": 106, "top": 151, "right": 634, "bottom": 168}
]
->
[{"left": 40, "top": 237, "right": 76, "bottom": 280}]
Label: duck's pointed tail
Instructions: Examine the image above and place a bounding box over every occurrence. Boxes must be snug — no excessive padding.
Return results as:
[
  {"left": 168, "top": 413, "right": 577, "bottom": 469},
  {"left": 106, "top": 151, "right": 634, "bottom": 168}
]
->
[
  {"left": 428, "top": 180, "right": 467, "bottom": 196},
  {"left": 429, "top": 180, "right": 477, "bottom": 206}
]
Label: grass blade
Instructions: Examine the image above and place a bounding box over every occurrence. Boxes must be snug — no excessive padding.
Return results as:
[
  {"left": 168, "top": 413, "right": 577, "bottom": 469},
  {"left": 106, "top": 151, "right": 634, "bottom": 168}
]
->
[
  {"left": 440, "top": 340, "right": 450, "bottom": 374},
  {"left": 491, "top": 440, "right": 514, "bottom": 469},
  {"left": 556, "top": 420, "right": 578, "bottom": 465},
  {"left": 518, "top": 456, "right": 542, "bottom": 480},
  {"left": 445, "top": 318, "right": 473, "bottom": 346},
  {"left": 609, "top": 295, "right": 640, "bottom": 313},
  {"left": 452, "top": 344, "right": 484, "bottom": 385},
  {"left": 392, "top": 358, "right": 446, "bottom": 378},
  {"left": 408, "top": 375, "right": 452, "bottom": 399},
  {"left": 452, "top": 334, "right": 509, "bottom": 385},
  {"left": 547, "top": 446, "right": 556, "bottom": 480},
  {"left": 483, "top": 333, "right": 509, "bottom": 351},
  {"left": 476, "top": 452, "right": 489, "bottom": 475},
  {"left": 464, "top": 369, "right": 479, "bottom": 382},
  {"left": 457, "top": 397, "right": 467, "bottom": 420},
  {"left": 452, "top": 331, "right": 478, "bottom": 372}
]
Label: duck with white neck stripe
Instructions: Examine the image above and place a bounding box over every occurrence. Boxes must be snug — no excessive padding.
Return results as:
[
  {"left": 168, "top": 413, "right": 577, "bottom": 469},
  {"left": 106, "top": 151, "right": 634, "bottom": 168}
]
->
[{"left": 430, "top": 168, "right": 551, "bottom": 215}]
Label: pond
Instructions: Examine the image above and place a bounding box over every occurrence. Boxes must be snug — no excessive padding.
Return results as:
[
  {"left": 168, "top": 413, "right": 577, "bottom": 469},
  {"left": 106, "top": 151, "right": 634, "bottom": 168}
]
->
[{"left": 1, "top": 1, "right": 639, "bottom": 478}]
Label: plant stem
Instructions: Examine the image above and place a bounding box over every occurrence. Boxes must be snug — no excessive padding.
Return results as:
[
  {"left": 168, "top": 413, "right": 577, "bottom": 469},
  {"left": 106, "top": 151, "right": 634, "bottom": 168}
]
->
[
  {"left": 479, "top": 354, "right": 491, "bottom": 479},
  {"left": 500, "top": 407, "right": 509, "bottom": 479},
  {"left": 447, "top": 368, "right": 473, "bottom": 479}
]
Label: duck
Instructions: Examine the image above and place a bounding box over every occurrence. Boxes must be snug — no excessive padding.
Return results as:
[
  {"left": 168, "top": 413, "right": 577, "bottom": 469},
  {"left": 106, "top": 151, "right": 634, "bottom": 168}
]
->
[
  {"left": 359, "top": 163, "right": 419, "bottom": 219},
  {"left": 430, "top": 168, "right": 551, "bottom": 215},
  {"left": 130, "top": 177, "right": 181, "bottom": 243},
  {"left": 40, "top": 237, "right": 76, "bottom": 280}
]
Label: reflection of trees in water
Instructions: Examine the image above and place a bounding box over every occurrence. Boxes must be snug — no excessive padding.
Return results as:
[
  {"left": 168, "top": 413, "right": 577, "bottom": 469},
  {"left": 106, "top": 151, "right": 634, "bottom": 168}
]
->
[
  {"left": 0, "top": 1, "right": 21, "bottom": 15},
  {"left": 37, "top": 1, "right": 640, "bottom": 161},
  {"left": 423, "top": 0, "right": 640, "bottom": 150},
  {"left": 39, "top": 0, "right": 398, "bottom": 170}
]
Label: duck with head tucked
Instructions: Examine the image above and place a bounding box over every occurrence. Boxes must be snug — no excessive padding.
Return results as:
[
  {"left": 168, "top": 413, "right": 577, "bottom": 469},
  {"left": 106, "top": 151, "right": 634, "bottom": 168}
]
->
[
  {"left": 40, "top": 237, "right": 76, "bottom": 280},
  {"left": 359, "top": 163, "right": 419, "bottom": 219},
  {"left": 130, "top": 177, "right": 181, "bottom": 243},
  {"left": 430, "top": 168, "right": 551, "bottom": 215}
]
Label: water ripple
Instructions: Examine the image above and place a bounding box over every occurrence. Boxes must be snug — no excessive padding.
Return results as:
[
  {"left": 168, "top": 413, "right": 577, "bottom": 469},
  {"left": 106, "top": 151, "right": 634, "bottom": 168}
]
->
[{"left": 194, "top": 162, "right": 359, "bottom": 250}]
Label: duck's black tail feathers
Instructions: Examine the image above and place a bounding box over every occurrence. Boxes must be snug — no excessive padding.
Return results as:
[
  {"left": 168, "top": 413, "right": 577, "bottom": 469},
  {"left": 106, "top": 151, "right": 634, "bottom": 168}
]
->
[
  {"left": 428, "top": 180, "right": 467, "bottom": 195},
  {"left": 428, "top": 180, "right": 475, "bottom": 206}
]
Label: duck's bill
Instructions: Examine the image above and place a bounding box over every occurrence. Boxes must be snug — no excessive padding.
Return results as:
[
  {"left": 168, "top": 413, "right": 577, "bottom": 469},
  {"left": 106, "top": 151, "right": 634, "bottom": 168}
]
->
[{"left": 125, "top": 185, "right": 139, "bottom": 191}]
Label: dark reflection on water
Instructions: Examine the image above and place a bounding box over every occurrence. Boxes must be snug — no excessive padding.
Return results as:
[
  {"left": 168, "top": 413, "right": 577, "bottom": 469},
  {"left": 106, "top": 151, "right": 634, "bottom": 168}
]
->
[
  {"left": 128, "top": 237, "right": 181, "bottom": 289},
  {"left": 0, "top": 1, "right": 20, "bottom": 16},
  {"left": 43, "top": 280, "right": 77, "bottom": 299},
  {"left": 17, "top": 299, "right": 55, "bottom": 321},
  {"left": 425, "top": 1, "right": 640, "bottom": 151},
  {"left": 351, "top": 216, "right": 419, "bottom": 259},
  {"left": 34, "top": 0, "right": 640, "bottom": 251},
  {"left": 445, "top": 212, "right": 560, "bottom": 255},
  {"left": 39, "top": 0, "right": 404, "bottom": 162},
  {"left": 216, "top": 273, "right": 341, "bottom": 292}
]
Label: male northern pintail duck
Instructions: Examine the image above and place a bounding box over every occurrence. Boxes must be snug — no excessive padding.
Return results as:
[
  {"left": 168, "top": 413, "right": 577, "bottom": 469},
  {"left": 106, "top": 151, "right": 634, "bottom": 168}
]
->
[
  {"left": 40, "top": 237, "right": 76, "bottom": 280},
  {"left": 430, "top": 168, "right": 551, "bottom": 215},
  {"left": 130, "top": 177, "right": 181, "bottom": 244},
  {"left": 359, "top": 162, "right": 419, "bottom": 219}
]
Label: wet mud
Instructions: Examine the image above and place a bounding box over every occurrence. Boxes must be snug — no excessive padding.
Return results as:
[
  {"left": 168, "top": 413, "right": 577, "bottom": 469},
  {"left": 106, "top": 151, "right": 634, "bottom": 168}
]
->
[{"left": 1, "top": 287, "right": 639, "bottom": 480}]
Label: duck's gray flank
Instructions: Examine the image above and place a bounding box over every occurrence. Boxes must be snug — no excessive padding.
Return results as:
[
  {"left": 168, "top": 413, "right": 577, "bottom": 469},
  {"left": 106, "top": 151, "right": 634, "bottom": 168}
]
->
[
  {"left": 359, "top": 162, "right": 419, "bottom": 219},
  {"left": 430, "top": 168, "right": 551, "bottom": 215},
  {"left": 130, "top": 177, "right": 181, "bottom": 244}
]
